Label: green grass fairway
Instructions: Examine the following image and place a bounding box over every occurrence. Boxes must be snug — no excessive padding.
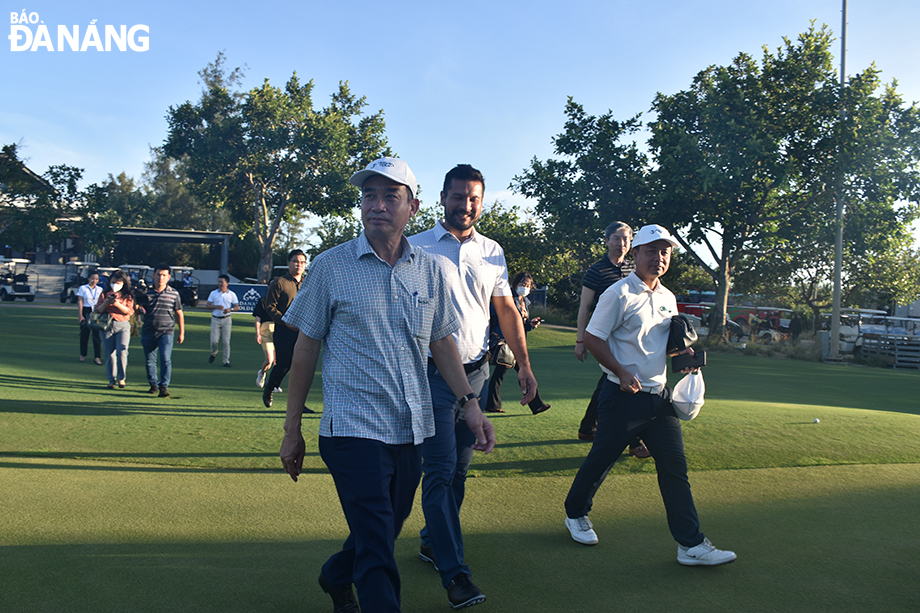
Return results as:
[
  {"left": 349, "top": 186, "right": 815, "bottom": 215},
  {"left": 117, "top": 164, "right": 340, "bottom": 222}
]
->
[{"left": 2, "top": 305, "right": 920, "bottom": 612}]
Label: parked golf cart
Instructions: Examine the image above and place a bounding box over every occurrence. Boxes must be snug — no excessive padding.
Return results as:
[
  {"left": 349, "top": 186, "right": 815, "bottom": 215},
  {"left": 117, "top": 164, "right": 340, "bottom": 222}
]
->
[
  {"left": 59, "top": 261, "right": 98, "bottom": 303},
  {"left": 119, "top": 264, "right": 151, "bottom": 292},
  {"left": 0, "top": 257, "right": 38, "bottom": 302},
  {"left": 749, "top": 307, "right": 795, "bottom": 344},
  {"left": 169, "top": 266, "right": 199, "bottom": 307},
  {"left": 94, "top": 267, "right": 120, "bottom": 292},
  {"left": 821, "top": 308, "right": 888, "bottom": 354}
]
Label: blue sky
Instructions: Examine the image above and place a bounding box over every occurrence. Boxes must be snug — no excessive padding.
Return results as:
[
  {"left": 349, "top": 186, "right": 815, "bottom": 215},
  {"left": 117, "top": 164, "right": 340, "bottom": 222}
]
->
[{"left": 4, "top": 1, "right": 919, "bottom": 227}]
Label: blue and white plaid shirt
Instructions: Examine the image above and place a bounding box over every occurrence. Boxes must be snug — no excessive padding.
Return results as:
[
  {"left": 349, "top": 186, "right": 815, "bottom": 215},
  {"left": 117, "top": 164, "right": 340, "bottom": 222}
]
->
[{"left": 283, "top": 232, "right": 459, "bottom": 445}]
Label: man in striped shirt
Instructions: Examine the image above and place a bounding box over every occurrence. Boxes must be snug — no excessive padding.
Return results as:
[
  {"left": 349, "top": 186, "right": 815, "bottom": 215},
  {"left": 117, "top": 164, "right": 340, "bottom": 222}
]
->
[
  {"left": 574, "top": 222, "right": 640, "bottom": 450},
  {"left": 140, "top": 264, "right": 184, "bottom": 398}
]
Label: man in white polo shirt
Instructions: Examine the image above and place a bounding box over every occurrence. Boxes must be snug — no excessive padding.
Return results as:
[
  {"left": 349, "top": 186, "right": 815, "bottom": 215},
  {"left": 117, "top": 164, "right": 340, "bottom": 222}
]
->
[
  {"left": 564, "top": 224, "right": 737, "bottom": 567},
  {"left": 205, "top": 274, "right": 239, "bottom": 367}
]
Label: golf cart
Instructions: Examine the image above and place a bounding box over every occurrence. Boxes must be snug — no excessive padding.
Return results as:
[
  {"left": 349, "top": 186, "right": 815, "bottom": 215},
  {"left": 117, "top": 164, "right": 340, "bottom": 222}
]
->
[
  {"left": 95, "top": 267, "right": 120, "bottom": 292},
  {"left": 750, "top": 307, "right": 795, "bottom": 344},
  {"left": 169, "top": 266, "right": 199, "bottom": 307},
  {"left": 0, "top": 257, "right": 38, "bottom": 302},
  {"left": 60, "top": 261, "right": 98, "bottom": 303},
  {"left": 822, "top": 308, "right": 888, "bottom": 354},
  {"left": 119, "top": 264, "right": 151, "bottom": 292}
]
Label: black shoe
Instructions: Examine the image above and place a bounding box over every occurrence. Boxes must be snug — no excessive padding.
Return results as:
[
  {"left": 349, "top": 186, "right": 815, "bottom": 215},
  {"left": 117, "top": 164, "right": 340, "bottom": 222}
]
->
[
  {"left": 158, "top": 386, "right": 170, "bottom": 398},
  {"left": 223, "top": 362, "right": 231, "bottom": 368},
  {"left": 303, "top": 405, "right": 315, "bottom": 414},
  {"left": 262, "top": 389, "right": 272, "bottom": 408},
  {"left": 418, "top": 542, "right": 439, "bottom": 571},
  {"left": 447, "top": 572, "right": 485, "bottom": 609},
  {"left": 147, "top": 384, "right": 159, "bottom": 394},
  {"left": 577, "top": 430, "right": 595, "bottom": 442},
  {"left": 318, "top": 573, "right": 359, "bottom": 613},
  {"left": 208, "top": 354, "right": 215, "bottom": 364}
]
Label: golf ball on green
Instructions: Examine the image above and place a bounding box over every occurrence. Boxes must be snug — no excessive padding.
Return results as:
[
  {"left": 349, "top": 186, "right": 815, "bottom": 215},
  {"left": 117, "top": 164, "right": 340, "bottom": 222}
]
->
[{"left": 814, "top": 418, "right": 820, "bottom": 423}]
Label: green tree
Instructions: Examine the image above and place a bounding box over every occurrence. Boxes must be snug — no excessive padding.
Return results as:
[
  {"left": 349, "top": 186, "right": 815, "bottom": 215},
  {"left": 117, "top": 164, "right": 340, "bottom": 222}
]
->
[
  {"left": 0, "top": 143, "right": 83, "bottom": 254},
  {"left": 512, "top": 98, "right": 650, "bottom": 266},
  {"left": 648, "top": 26, "right": 920, "bottom": 337},
  {"left": 164, "top": 56, "right": 389, "bottom": 282}
]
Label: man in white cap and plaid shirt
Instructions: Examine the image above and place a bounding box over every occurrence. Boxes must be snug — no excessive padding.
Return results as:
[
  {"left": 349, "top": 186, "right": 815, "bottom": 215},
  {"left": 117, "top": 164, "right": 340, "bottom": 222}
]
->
[{"left": 279, "top": 157, "right": 495, "bottom": 613}]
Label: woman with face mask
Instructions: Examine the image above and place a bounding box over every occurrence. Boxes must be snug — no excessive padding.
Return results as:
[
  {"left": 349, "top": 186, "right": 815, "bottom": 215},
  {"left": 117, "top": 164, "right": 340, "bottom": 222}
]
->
[
  {"left": 95, "top": 270, "right": 135, "bottom": 389},
  {"left": 485, "top": 272, "right": 551, "bottom": 415}
]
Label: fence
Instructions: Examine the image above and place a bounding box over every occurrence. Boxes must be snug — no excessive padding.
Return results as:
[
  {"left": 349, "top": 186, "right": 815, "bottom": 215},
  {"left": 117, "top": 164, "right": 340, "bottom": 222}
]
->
[{"left": 859, "top": 334, "right": 920, "bottom": 369}]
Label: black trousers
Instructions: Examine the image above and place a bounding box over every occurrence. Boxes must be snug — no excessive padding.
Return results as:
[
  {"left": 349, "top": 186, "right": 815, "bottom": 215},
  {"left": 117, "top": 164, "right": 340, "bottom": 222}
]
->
[
  {"left": 580, "top": 373, "right": 642, "bottom": 449},
  {"left": 265, "top": 323, "right": 297, "bottom": 391},
  {"left": 79, "top": 307, "right": 101, "bottom": 359},
  {"left": 486, "top": 362, "right": 546, "bottom": 412}
]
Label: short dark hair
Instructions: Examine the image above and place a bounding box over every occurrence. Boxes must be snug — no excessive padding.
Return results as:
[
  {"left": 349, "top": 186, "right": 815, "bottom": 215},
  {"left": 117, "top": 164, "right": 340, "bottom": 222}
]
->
[
  {"left": 442, "top": 164, "right": 485, "bottom": 194},
  {"left": 287, "top": 249, "right": 306, "bottom": 262},
  {"left": 154, "top": 263, "right": 171, "bottom": 274},
  {"left": 218, "top": 274, "right": 230, "bottom": 283},
  {"left": 605, "top": 222, "right": 632, "bottom": 241}
]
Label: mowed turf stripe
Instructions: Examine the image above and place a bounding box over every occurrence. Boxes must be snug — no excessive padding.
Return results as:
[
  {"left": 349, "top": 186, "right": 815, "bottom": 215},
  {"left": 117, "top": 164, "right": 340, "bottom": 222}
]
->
[{"left": 2, "top": 459, "right": 919, "bottom": 612}]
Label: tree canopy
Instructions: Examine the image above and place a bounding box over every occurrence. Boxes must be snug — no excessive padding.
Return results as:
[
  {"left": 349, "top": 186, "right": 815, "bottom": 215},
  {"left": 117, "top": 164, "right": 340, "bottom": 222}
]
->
[
  {"left": 515, "top": 26, "right": 920, "bottom": 333},
  {"left": 164, "top": 55, "right": 389, "bottom": 282}
]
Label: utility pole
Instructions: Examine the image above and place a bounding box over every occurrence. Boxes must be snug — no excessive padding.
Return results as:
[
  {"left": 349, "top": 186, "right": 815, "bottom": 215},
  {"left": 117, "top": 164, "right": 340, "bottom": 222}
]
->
[{"left": 829, "top": 0, "right": 847, "bottom": 361}]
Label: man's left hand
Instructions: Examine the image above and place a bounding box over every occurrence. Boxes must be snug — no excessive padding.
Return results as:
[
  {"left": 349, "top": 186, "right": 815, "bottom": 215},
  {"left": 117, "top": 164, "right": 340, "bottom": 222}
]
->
[
  {"left": 677, "top": 347, "right": 700, "bottom": 374},
  {"left": 463, "top": 400, "right": 495, "bottom": 453},
  {"left": 517, "top": 366, "right": 538, "bottom": 405}
]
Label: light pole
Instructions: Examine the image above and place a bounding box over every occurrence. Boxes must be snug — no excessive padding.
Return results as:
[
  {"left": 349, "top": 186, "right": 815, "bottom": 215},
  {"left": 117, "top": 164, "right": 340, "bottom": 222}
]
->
[{"left": 829, "top": 0, "right": 847, "bottom": 360}]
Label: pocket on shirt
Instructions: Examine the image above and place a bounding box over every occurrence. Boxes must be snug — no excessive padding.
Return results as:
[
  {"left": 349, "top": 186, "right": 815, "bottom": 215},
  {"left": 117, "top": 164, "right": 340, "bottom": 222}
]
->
[{"left": 406, "top": 291, "right": 436, "bottom": 343}]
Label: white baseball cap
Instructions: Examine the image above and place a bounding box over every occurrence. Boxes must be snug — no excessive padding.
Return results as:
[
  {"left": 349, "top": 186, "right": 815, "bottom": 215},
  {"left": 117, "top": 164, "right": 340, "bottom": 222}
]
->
[
  {"left": 349, "top": 157, "right": 418, "bottom": 199},
  {"left": 631, "top": 224, "right": 680, "bottom": 249}
]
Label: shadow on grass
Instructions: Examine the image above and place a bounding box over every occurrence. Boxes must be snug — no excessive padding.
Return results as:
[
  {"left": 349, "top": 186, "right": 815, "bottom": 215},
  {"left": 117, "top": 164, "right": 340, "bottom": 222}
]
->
[
  {"left": 2, "top": 478, "right": 919, "bottom": 612},
  {"left": 0, "top": 456, "right": 328, "bottom": 474},
  {"left": 0, "top": 396, "right": 323, "bottom": 419}
]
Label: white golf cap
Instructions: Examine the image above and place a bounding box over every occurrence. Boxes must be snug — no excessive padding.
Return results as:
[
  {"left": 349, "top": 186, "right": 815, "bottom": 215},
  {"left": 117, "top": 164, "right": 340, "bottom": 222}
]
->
[
  {"left": 631, "top": 224, "right": 680, "bottom": 249},
  {"left": 349, "top": 157, "right": 417, "bottom": 199}
]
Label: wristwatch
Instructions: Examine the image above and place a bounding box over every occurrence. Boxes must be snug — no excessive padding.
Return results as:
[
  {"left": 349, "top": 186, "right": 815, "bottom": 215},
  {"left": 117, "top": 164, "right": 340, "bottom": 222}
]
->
[{"left": 457, "top": 393, "right": 477, "bottom": 406}]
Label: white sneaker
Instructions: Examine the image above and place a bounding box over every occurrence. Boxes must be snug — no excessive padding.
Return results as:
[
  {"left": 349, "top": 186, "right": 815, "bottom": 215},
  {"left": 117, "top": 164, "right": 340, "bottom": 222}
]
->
[
  {"left": 677, "top": 538, "right": 737, "bottom": 566},
  {"left": 565, "top": 516, "right": 598, "bottom": 545},
  {"left": 256, "top": 369, "right": 265, "bottom": 388},
  {"left": 273, "top": 386, "right": 282, "bottom": 393}
]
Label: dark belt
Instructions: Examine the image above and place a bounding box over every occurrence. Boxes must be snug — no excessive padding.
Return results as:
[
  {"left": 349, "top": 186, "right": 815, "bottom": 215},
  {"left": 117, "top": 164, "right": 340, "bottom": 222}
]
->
[
  {"left": 212, "top": 315, "right": 230, "bottom": 319},
  {"left": 429, "top": 353, "right": 489, "bottom": 374}
]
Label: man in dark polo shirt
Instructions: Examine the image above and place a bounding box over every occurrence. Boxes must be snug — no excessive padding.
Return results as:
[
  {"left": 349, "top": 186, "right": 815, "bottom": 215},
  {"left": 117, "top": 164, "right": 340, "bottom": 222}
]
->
[
  {"left": 574, "top": 222, "right": 642, "bottom": 448},
  {"left": 262, "top": 249, "right": 307, "bottom": 408},
  {"left": 141, "top": 264, "right": 185, "bottom": 398}
]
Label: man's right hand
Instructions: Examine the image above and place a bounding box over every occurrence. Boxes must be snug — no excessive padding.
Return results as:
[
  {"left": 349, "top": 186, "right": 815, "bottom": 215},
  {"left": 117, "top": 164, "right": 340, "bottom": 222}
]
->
[
  {"left": 279, "top": 432, "right": 306, "bottom": 482},
  {"left": 574, "top": 342, "right": 587, "bottom": 362}
]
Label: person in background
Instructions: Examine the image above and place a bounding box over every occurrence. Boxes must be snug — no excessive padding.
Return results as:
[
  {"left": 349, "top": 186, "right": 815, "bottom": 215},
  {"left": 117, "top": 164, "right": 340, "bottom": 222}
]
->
[
  {"left": 262, "top": 250, "right": 307, "bottom": 408},
  {"left": 95, "top": 270, "right": 135, "bottom": 389},
  {"left": 485, "top": 272, "right": 551, "bottom": 415},
  {"left": 252, "top": 297, "right": 275, "bottom": 389},
  {"left": 141, "top": 264, "right": 185, "bottom": 398},
  {"left": 205, "top": 274, "right": 239, "bottom": 367},
  {"left": 77, "top": 271, "right": 103, "bottom": 365},
  {"left": 574, "top": 221, "right": 650, "bottom": 459}
]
